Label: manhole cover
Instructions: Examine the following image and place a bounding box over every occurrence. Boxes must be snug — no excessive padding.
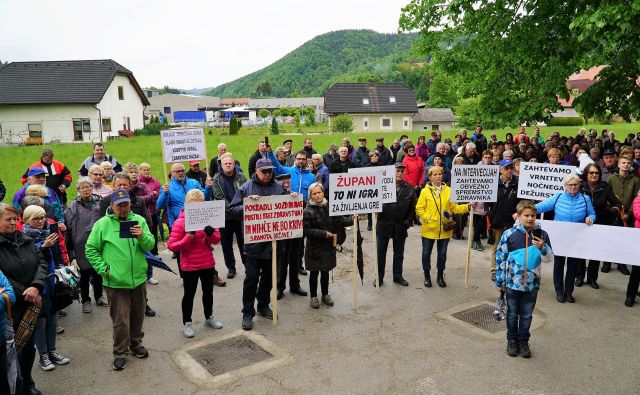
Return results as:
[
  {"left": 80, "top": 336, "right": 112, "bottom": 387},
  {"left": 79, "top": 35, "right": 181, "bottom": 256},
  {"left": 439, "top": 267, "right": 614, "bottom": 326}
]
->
[
  {"left": 451, "top": 304, "right": 505, "bottom": 333},
  {"left": 188, "top": 335, "right": 274, "bottom": 376}
]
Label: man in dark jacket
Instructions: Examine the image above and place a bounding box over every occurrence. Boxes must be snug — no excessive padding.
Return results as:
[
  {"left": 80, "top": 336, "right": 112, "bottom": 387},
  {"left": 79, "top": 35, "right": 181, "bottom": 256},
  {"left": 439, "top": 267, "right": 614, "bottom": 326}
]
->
[
  {"left": 186, "top": 160, "right": 208, "bottom": 188},
  {"left": 375, "top": 137, "right": 394, "bottom": 165},
  {"left": 229, "top": 158, "right": 286, "bottom": 330},
  {"left": 21, "top": 149, "right": 73, "bottom": 205},
  {"left": 329, "top": 147, "right": 355, "bottom": 174},
  {"left": 352, "top": 137, "right": 371, "bottom": 168},
  {"left": 248, "top": 141, "right": 268, "bottom": 177},
  {"left": 486, "top": 159, "right": 520, "bottom": 282},
  {"left": 322, "top": 144, "right": 339, "bottom": 169},
  {"left": 376, "top": 163, "right": 416, "bottom": 286}
]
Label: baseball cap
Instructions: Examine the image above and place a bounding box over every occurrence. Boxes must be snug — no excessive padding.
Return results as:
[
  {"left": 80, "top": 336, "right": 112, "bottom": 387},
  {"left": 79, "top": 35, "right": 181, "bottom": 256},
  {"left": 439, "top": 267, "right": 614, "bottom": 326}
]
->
[
  {"left": 256, "top": 158, "right": 275, "bottom": 170},
  {"left": 275, "top": 173, "right": 291, "bottom": 181},
  {"left": 27, "top": 167, "right": 46, "bottom": 177},
  {"left": 283, "top": 139, "right": 292, "bottom": 145},
  {"left": 376, "top": 136, "right": 384, "bottom": 142},
  {"left": 358, "top": 137, "right": 366, "bottom": 142},
  {"left": 189, "top": 160, "right": 199, "bottom": 165},
  {"left": 111, "top": 189, "right": 131, "bottom": 205},
  {"left": 602, "top": 148, "right": 616, "bottom": 156},
  {"left": 499, "top": 159, "right": 514, "bottom": 168},
  {"left": 394, "top": 162, "right": 406, "bottom": 169}
]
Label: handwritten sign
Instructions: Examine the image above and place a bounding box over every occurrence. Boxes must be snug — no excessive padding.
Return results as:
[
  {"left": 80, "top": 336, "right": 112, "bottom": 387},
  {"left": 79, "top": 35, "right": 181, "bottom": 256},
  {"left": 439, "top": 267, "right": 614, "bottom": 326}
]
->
[
  {"left": 518, "top": 163, "right": 577, "bottom": 200},
  {"left": 184, "top": 200, "right": 225, "bottom": 232},
  {"left": 243, "top": 195, "right": 304, "bottom": 244},
  {"left": 450, "top": 165, "right": 500, "bottom": 202},
  {"left": 329, "top": 172, "right": 383, "bottom": 216},
  {"left": 160, "top": 128, "right": 207, "bottom": 163},
  {"left": 349, "top": 165, "right": 396, "bottom": 203}
]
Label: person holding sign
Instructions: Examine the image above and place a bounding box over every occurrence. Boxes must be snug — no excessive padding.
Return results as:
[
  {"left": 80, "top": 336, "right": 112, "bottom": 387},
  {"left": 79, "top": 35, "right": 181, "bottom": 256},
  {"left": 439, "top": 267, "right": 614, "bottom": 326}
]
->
[
  {"left": 536, "top": 175, "right": 596, "bottom": 304},
  {"left": 416, "top": 166, "right": 471, "bottom": 288}
]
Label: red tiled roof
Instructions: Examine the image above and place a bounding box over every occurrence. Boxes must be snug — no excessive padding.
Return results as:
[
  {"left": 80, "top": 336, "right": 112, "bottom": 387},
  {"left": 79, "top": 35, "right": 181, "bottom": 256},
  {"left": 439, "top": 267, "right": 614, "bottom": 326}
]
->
[{"left": 220, "top": 98, "right": 250, "bottom": 105}]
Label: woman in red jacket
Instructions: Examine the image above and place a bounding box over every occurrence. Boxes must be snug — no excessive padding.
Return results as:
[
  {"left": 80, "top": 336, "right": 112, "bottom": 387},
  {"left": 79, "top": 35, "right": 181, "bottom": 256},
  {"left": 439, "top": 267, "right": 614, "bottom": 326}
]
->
[
  {"left": 402, "top": 144, "right": 425, "bottom": 225},
  {"left": 168, "top": 189, "right": 223, "bottom": 338}
]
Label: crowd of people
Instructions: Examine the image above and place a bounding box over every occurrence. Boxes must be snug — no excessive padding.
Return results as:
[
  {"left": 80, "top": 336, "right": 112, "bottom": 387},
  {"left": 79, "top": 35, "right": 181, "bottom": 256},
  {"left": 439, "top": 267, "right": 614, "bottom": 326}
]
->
[{"left": 1, "top": 125, "right": 640, "bottom": 392}]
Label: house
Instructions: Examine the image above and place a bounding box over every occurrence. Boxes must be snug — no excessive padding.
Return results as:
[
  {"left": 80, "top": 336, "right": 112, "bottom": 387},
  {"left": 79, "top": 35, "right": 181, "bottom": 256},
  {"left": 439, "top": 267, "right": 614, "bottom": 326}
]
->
[
  {"left": 0, "top": 59, "right": 149, "bottom": 144},
  {"left": 324, "top": 83, "right": 417, "bottom": 133},
  {"left": 146, "top": 93, "right": 220, "bottom": 123},
  {"left": 412, "top": 108, "right": 457, "bottom": 132},
  {"left": 249, "top": 97, "right": 325, "bottom": 121}
]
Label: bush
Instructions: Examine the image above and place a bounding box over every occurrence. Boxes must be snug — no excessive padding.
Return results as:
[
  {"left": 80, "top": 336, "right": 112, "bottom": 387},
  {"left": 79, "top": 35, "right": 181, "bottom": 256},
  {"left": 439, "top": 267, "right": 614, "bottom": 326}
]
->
[
  {"left": 135, "top": 123, "right": 177, "bottom": 136},
  {"left": 331, "top": 114, "right": 353, "bottom": 133},
  {"left": 271, "top": 117, "right": 279, "bottom": 135},
  {"left": 229, "top": 117, "right": 239, "bottom": 135},
  {"left": 548, "top": 117, "right": 585, "bottom": 126}
]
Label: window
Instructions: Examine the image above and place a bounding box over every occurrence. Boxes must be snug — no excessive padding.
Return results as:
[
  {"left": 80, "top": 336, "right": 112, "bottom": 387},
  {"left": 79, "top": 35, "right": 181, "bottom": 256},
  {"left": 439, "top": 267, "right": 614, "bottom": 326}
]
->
[
  {"left": 28, "top": 123, "right": 42, "bottom": 138},
  {"left": 389, "top": 96, "right": 396, "bottom": 103},
  {"left": 72, "top": 118, "right": 90, "bottom": 141},
  {"left": 381, "top": 117, "right": 392, "bottom": 129},
  {"left": 362, "top": 98, "right": 369, "bottom": 105},
  {"left": 123, "top": 117, "right": 130, "bottom": 130},
  {"left": 118, "top": 86, "right": 124, "bottom": 100},
  {"left": 403, "top": 117, "right": 410, "bottom": 130},
  {"left": 102, "top": 118, "right": 112, "bottom": 132},
  {"left": 363, "top": 118, "right": 369, "bottom": 130},
  {"left": 432, "top": 124, "right": 440, "bottom": 131},
  {"left": 163, "top": 106, "right": 172, "bottom": 114}
]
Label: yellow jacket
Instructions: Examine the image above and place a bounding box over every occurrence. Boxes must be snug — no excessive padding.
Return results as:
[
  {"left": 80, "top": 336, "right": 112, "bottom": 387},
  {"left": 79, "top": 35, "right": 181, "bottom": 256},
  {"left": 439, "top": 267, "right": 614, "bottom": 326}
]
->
[{"left": 416, "top": 183, "right": 469, "bottom": 239}]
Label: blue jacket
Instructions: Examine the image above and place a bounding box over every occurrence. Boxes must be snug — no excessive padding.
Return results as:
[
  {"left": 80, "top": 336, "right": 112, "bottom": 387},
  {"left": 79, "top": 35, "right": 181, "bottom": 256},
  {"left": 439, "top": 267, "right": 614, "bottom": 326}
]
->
[
  {"left": 267, "top": 151, "right": 316, "bottom": 201},
  {"left": 495, "top": 224, "right": 554, "bottom": 292},
  {"left": 536, "top": 191, "right": 596, "bottom": 223},
  {"left": 0, "top": 270, "right": 16, "bottom": 334},
  {"left": 315, "top": 163, "right": 330, "bottom": 197},
  {"left": 156, "top": 177, "right": 208, "bottom": 226}
]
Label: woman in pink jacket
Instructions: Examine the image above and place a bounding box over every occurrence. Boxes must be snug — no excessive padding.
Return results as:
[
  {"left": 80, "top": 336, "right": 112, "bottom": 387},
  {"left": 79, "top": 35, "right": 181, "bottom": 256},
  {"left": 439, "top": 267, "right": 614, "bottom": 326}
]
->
[
  {"left": 625, "top": 192, "right": 640, "bottom": 307},
  {"left": 402, "top": 144, "right": 425, "bottom": 225},
  {"left": 168, "top": 189, "right": 223, "bottom": 338}
]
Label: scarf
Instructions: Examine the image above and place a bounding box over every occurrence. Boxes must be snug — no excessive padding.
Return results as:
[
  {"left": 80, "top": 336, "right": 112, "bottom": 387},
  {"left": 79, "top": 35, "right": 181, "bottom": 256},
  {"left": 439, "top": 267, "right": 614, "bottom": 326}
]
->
[
  {"left": 308, "top": 198, "right": 328, "bottom": 207},
  {"left": 22, "top": 224, "right": 50, "bottom": 243}
]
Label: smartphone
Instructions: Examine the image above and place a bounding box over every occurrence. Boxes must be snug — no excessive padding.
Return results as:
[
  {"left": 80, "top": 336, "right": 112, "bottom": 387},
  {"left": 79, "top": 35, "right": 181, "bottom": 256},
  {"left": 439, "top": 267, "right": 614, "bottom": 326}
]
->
[
  {"left": 119, "top": 221, "right": 138, "bottom": 238},
  {"left": 49, "top": 222, "right": 59, "bottom": 235},
  {"left": 531, "top": 228, "right": 543, "bottom": 239},
  {"left": 265, "top": 136, "right": 269, "bottom": 147}
]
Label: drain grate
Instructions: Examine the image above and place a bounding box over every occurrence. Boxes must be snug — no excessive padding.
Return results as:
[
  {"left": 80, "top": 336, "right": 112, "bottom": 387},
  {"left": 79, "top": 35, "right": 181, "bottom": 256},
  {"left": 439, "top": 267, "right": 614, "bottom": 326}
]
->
[
  {"left": 188, "top": 335, "right": 274, "bottom": 376},
  {"left": 451, "top": 304, "right": 506, "bottom": 333}
]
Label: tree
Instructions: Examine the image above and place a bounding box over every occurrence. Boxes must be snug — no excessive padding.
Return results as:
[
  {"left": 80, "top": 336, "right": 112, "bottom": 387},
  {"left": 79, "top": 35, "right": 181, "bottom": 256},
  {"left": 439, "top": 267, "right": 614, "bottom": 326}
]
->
[
  {"left": 331, "top": 114, "right": 353, "bottom": 133},
  {"left": 304, "top": 107, "right": 316, "bottom": 125},
  {"left": 255, "top": 81, "right": 272, "bottom": 97},
  {"left": 229, "top": 117, "right": 239, "bottom": 135},
  {"left": 258, "top": 109, "right": 270, "bottom": 120},
  {"left": 279, "top": 107, "right": 291, "bottom": 117},
  {"left": 272, "top": 109, "right": 282, "bottom": 118},
  {"left": 428, "top": 73, "right": 459, "bottom": 109},
  {"left": 399, "top": 1, "right": 640, "bottom": 123},
  {"left": 271, "top": 117, "right": 279, "bottom": 135}
]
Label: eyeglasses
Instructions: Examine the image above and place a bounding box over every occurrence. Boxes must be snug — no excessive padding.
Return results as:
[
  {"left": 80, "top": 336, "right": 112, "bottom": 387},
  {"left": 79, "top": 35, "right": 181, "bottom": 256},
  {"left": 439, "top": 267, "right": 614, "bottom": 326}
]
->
[
  {"left": 566, "top": 183, "right": 579, "bottom": 187},
  {"left": 588, "top": 171, "right": 600, "bottom": 175},
  {"left": 259, "top": 169, "right": 273, "bottom": 174},
  {"left": 172, "top": 170, "right": 185, "bottom": 173},
  {"left": 32, "top": 217, "right": 46, "bottom": 222}
]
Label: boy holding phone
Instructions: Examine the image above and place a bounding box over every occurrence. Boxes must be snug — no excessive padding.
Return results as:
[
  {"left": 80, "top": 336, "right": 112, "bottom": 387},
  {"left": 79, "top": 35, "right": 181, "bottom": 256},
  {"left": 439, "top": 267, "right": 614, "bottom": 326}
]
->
[{"left": 495, "top": 200, "right": 553, "bottom": 358}]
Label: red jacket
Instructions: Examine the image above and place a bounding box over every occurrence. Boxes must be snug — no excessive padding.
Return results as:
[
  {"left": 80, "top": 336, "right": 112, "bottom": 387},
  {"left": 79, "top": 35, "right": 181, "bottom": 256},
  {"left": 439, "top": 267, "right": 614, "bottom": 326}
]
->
[
  {"left": 633, "top": 196, "right": 640, "bottom": 228},
  {"left": 402, "top": 154, "right": 425, "bottom": 188},
  {"left": 22, "top": 159, "right": 72, "bottom": 187},
  {"left": 167, "top": 210, "right": 221, "bottom": 271}
]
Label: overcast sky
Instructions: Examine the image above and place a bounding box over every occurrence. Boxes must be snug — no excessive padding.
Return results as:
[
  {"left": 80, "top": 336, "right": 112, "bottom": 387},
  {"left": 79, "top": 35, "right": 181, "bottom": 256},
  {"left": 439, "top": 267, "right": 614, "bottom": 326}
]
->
[{"left": 0, "top": 0, "right": 411, "bottom": 90}]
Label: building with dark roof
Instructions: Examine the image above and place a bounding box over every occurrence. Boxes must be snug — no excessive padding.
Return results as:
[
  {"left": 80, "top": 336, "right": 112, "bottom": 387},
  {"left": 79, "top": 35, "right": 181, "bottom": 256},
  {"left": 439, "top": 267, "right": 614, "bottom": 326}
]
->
[
  {"left": 0, "top": 59, "right": 149, "bottom": 144},
  {"left": 412, "top": 108, "right": 457, "bottom": 131},
  {"left": 324, "top": 83, "right": 417, "bottom": 133}
]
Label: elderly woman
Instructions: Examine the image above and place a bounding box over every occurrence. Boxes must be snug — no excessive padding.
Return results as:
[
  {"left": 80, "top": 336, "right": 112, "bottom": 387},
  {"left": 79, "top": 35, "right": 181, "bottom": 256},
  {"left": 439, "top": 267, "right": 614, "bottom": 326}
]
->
[
  {"left": 101, "top": 161, "right": 115, "bottom": 187},
  {"left": 64, "top": 177, "right": 107, "bottom": 313},
  {"left": 88, "top": 164, "right": 113, "bottom": 197},
  {"left": 546, "top": 147, "right": 564, "bottom": 165},
  {"left": 0, "top": 203, "right": 48, "bottom": 395},
  {"left": 416, "top": 166, "right": 471, "bottom": 288},
  {"left": 536, "top": 174, "right": 596, "bottom": 303},
  {"left": 139, "top": 163, "right": 162, "bottom": 256}
]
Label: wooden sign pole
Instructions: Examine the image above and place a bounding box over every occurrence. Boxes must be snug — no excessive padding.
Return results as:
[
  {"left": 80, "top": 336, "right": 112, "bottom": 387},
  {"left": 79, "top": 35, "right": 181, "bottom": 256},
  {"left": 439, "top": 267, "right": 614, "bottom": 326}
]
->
[
  {"left": 271, "top": 240, "right": 278, "bottom": 326},
  {"left": 372, "top": 213, "right": 380, "bottom": 288},
  {"left": 352, "top": 216, "right": 359, "bottom": 310},
  {"left": 465, "top": 205, "right": 474, "bottom": 288}
]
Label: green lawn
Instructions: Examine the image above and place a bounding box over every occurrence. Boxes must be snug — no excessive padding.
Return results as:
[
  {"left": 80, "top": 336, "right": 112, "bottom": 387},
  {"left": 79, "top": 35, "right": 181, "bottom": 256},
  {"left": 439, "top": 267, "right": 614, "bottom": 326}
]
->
[{"left": 2, "top": 121, "right": 639, "bottom": 202}]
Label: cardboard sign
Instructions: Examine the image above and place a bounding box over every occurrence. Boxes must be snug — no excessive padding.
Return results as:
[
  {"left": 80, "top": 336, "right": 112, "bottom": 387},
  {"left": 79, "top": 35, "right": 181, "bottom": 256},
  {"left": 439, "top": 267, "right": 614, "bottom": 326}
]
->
[
  {"left": 450, "top": 165, "right": 500, "bottom": 202},
  {"left": 243, "top": 195, "right": 304, "bottom": 244},
  {"left": 518, "top": 163, "right": 577, "bottom": 200},
  {"left": 160, "top": 128, "right": 207, "bottom": 163},
  {"left": 329, "top": 172, "right": 383, "bottom": 216},
  {"left": 184, "top": 200, "right": 226, "bottom": 232},
  {"left": 349, "top": 165, "right": 397, "bottom": 203}
]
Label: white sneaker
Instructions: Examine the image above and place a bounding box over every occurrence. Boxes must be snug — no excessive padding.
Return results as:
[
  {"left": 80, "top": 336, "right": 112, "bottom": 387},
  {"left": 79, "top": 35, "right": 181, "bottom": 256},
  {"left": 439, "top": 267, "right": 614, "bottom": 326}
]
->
[
  {"left": 82, "top": 301, "right": 92, "bottom": 313},
  {"left": 203, "top": 317, "right": 223, "bottom": 329},
  {"left": 147, "top": 278, "right": 159, "bottom": 285},
  {"left": 182, "top": 322, "right": 194, "bottom": 338},
  {"left": 39, "top": 353, "right": 55, "bottom": 371},
  {"left": 96, "top": 296, "right": 109, "bottom": 307}
]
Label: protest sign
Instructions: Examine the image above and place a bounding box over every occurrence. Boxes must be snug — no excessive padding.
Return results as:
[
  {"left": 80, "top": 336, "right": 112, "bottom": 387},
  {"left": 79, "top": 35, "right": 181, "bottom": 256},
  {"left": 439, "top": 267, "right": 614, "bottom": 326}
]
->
[
  {"left": 329, "top": 172, "right": 383, "bottom": 216},
  {"left": 243, "top": 194, "right": 304, "bottom": 244},
  {"left": 450, "top": 165, "right": 500, "bottom": 202},
  {"left": 160, "top": 128, "right": 207, "bottom": 163},
  {"left": 349, "top": 165, "right": 396, "bottom": 203},
  {"left": 518, "top": 163, "right": 577, "bottom": 200},
  {"left": 184, "top": 200, "right": 225, "bottom": 232}
]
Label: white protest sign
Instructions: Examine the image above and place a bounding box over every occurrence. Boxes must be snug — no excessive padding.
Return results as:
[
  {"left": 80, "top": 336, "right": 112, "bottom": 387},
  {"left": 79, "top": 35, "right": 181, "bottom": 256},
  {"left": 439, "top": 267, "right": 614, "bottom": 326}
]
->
[
  {"left": 450, "top": 165, "right": 500, "bottom": 202},
  {"left": 243, "top": 194, "right": 304, "bottom": 244},
  {"left": 184, "top": 200, "right": 226, "bottom": 232},
  {"left": 349, "top": 165, "right": 396, "bottom": 203},
  {"left": 540, "top": 220, "right": 639, "bottom": 266},
  {"left": 329, "top": 172, "right": 383, "bottom": 216},
  {"left": 518, "top": 163, "right": 577, "bottom": 200},
  {"left": 160, "top": 128, "right": 207, "bottom": 163}
]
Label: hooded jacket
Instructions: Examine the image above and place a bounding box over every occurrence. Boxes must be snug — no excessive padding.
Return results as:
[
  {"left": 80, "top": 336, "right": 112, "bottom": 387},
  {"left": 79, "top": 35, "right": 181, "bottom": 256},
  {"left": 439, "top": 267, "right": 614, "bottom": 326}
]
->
[
  {"left": 415, "top": 183, "right": 469, "bottom": 239},
  {"left": 402, "top": 154, "right": 425, "bottom": 188},
  {"left": 167, "top": 210, "right": 221, "bottom": 271},
  {"left": 156, "top": 177, "right": 206, "bottom": 227},
  {"left": 536, "top": 191, "right": 596, "bottom": 223},
  {"left": 0, "top": 232, "right": 48, "bottom": 299},
  {"left": 0, "top": 271, "right": 15, "bottom": 334},
  {"left": 267, "top": 151, "right": 316, "bottom": 201},
  {"left": 64, "top": 194, "right": 103, "bottom": 271}
]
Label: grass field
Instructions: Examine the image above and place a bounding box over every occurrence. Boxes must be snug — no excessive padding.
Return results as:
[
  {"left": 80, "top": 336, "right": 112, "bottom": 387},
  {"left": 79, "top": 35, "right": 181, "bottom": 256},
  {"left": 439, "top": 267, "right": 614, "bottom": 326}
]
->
[{"left": 2, "top": 122, "right": 639, "bottom": 202}]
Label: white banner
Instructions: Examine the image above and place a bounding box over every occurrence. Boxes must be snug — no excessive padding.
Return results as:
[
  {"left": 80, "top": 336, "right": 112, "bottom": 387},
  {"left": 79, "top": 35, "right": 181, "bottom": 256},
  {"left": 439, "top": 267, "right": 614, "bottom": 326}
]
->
[
  {"left": 450, "top": 165, "right": 500, "bottom": 202},
  {"left": 518, "top": 163, "right": 577, "bottom": 200},
  {"left": 540, "top": 220, "right": 639, "bottom": 266},
  {"left": 184, "top": 200, "right": 226, "bottom": 232},
  {"left": 349, "top": 165, "right": 396, "bottom": 203},
  {"left": 329, "top": 172, "right": 383, "bottom": 216},
  {"left": 160, "top": 128, "right": 207, "bottom": 163},
  {"left": 243, "top": 194, "right": 304, "bottom": 244}
]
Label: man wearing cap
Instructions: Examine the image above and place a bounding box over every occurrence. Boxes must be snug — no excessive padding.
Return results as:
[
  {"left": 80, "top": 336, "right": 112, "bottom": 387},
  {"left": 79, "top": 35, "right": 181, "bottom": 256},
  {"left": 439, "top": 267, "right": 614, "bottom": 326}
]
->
[
  {"left": 13, "top": 168, "right": 65, "bottom": 223},
  {"left": 376, "top": 163, "right": 416, "bottom": 287},
  {"left": 375, "top": 137, "right": 393, "bottom": 165},
  {"left": 78, "top": 142, "right": 122, "bottom": 176},
  {"left": 248, "top": 141, "right": 268, "bottom": 177},
  {"left": 229, "top": 158, "right": 287, "bottom": 330},
  {"left": 86, "top": 189, "right": 155, "bottom": 371},
  {"left": 601, "top": 148, "right": 618, "bottom": 182},
  {"left": 352, "top": 137, "right": 371, "bottom": 168},
  {"left": 486, "top": 159, "right": 520, "bottom": 281},
  {"left": 186, "top": 160, "right": 208, "bottom": 188},
  {"left": 282, "top": 139, "right": 295, "bottom": 166},
  {"left": 323, "top": 144, "right": 339, "bottom": 169},
  {"left": 21, "top": 149, "right": 72, "bottom": 205}
]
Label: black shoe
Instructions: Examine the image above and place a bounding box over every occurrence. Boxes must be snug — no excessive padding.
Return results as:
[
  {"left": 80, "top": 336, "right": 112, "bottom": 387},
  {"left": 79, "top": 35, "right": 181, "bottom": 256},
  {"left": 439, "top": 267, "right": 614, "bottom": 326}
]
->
[
  {"left": 414, "top": 219, "right": 422, "bottom": 226},
  {"left": 227, "top": 270, "right": 236, "bottom": 279},
  {"left": 257, "top": 306, "right": 273, "bottom": 320},
  {"left": 556, "top": 294, "right": 566, "bottom": 303},
  {"left": 506, "top": 340, "right": 519, "bottom": 357},
  {"left": 518, "top": 341, "right": 531, "bottom": 358},
  {"left": 624, "top": 297, "right": 635, "bottom": 307},
  {"left": 131, "top": 346, "right": 149, "bottom": 358},
  {"left": 171, "top": 252, "right": 178, "bottom": 259},
  {"left": 373, "top": 278, "right": 383, "bottom": 287},
  {"left": 145, "top": 305, "right": 156, "bottom": 317},
  {"left": 566, "top": 294, "right": 576, "bottom": 303},
  {"left": 290, "top": 288, "right": 308, "bottom": 296},
  {"left": 57, "top": 310, "right": 67, "bottom": 317},
  {"left": 30, "top": 388, "right": 43, "bottom": 395},
  {"left": 601, "top": 263, "right": 611, "bottom": 273},
  {"left": 393, "top": 278, "right": 409, "bottom": 286},
  {"left": 575, "top": 278, "right": 584, "bottom": 287},
  {"left": 277, "top": 290, "right": 284, "bottom": 300},
  {"left": 214, "top": 274, "right": 227, "bottom": 287},
  {"left": 298, "top": 268, "right": 308, "bottom": 276},
  {"left": 112, "top": 357, "right": 126, "bottom": 371},
  {"left": 436, "top": 271, "right": 447, "bottom": 288},
  {"left": 367, "top": 225, "right": 372, "bottom": 231},
  {"left": 618, "top": 265, "right": 631, "bottom": 275},
  {"left": 588, "top": 280, "right": 600, "bottom": 289},
  {"left": 491, "top": 273, "right": 497, "bottom": 282},
  {"left": 242, "top": 313, "right": 253, "bottom": 330},
  {"left": 424, "top": 272, "right": 432, "bottom": 288}
]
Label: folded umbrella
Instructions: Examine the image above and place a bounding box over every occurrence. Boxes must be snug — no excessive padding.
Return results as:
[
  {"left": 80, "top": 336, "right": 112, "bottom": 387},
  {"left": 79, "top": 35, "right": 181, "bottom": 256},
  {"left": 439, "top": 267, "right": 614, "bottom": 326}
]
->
[
  {"left": 15, "top": 300, "right": 41, "bottom": 354},
  {"left": 145, "top": 252, "right": 178, "bottom": 275},
  {"left": 2, "top": 292, "right": 18, "bottom": 394},
  {"left": 493, "top": 289, "right": 507, "bottom": 321}
]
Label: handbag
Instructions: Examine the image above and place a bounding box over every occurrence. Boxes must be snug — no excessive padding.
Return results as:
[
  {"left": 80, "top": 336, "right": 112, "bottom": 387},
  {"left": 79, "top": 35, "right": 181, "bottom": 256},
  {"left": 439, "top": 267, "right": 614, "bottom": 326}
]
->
[
  {"left": 2, "top": 292, "right": 18, "bottom": 394},
  {"left": 50, "top": 266, "right": 81, "bottom": 312}
]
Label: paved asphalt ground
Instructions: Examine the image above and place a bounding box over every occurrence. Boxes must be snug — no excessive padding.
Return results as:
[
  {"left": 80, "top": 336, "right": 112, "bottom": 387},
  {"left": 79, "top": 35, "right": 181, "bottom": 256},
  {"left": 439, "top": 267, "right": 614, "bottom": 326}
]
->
[{"left": 36, "top": 225, "right": 639, "bottom": 394}]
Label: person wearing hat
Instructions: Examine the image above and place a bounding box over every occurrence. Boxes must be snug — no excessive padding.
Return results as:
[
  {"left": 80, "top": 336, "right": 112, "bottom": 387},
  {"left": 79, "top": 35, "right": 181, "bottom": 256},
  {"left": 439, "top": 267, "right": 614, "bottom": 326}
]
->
[
  {"left": 86, "top": 190, "right": 155, "bottom": 371},
  {"left": 352, "top": 137, "right": 371, "bottom": 168},
  {"left": 13, "top": 168, "right": 65, "bottom": 224},
  {"left": 375, "top": 163, "right": 416, "bottom": 287},
  {"left": 229, "top": 158, "right": 288, "bottom": 330},
  {"left": 600, "top": 148, "right": 618, "bottom": 182},
  {"left": 186, "top": 160, "right": 208, "bottom": 188},
  {"left": 21, "top": 149, "right": 73, "bottom": 205},
  {"left": 322, "top": 144, "right": 339, "bottom": 169},
  {"left": 375, "top": 137, "right": 393, "bottom": 165}
]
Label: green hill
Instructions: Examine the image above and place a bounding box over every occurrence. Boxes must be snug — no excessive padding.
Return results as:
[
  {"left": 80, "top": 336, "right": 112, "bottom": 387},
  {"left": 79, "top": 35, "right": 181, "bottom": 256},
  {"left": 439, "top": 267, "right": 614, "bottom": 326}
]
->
[{"left": 206, "top": 30, "right": 430, "bottom": 99}]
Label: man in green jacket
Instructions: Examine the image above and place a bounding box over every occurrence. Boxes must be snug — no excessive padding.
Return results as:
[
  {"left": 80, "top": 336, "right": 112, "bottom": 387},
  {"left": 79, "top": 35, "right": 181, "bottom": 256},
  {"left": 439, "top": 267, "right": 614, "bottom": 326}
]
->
[{"left": 86, "top": 190, "right": 154, "bottom": 371}]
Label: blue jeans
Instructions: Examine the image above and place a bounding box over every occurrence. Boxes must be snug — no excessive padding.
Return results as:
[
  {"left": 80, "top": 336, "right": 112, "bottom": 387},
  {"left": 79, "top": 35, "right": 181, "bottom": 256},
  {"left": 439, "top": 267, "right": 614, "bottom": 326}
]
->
[
  {"left": 421, "top": 237, "right": 449, "bottom": 274},
  {"left": 553, "top": 255, "right": 582, "bottom": 296},
  {"left": 35, "top": 300, "right": 58, "bottom": 354},
  {"left": 377, "top": 235, "right": 406, "bottom": 281},
  {"left": 506, "top": 288, "right": 538, "bottom": 341}
]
